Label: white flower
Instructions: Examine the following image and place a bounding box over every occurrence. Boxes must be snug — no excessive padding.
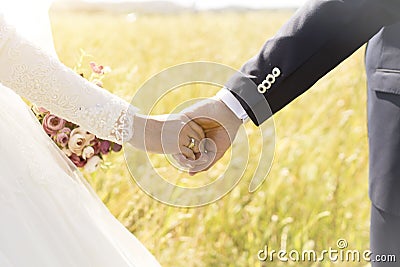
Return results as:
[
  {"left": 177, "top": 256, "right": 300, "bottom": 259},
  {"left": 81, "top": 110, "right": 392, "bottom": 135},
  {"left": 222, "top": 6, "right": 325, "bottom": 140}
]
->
[
  {"left": 68, "top": 127, "right": 95, "bottom": 156},
  {"left": 102, "top": 66, "right": 112, "bottom": 74},
  {"left": 82, "top": 146, "right": 95, "bottom": 160},
  {"left": 84, "top": 156, "right": 101, "bottom": 173},
  {"left": 62, "top": 148, "right": 72, "bottom": 157}
]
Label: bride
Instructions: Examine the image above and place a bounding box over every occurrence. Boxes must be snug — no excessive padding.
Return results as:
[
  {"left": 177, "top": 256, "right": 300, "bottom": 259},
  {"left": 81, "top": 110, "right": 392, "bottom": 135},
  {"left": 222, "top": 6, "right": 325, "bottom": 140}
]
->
[{"left": 0, "top": 1, "right": 204, "bottom": 266}]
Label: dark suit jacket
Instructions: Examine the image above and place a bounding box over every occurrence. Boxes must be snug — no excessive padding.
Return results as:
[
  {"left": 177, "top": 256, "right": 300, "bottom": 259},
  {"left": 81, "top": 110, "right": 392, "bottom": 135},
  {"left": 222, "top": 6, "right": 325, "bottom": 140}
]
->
[
  {"left": 225, "top": 0, "right": 400, "bottom": 215},
  {"left": 366, "top": 22, "right": 400, "bottom": 216}
]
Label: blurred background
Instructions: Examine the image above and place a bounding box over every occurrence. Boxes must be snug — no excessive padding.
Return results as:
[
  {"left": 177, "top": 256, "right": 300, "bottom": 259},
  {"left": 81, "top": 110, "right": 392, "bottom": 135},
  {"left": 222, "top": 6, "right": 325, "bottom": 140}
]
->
[
  {"left": 49, "top": 0, "right": 370, "bottom": 266},
  {"left": 53, "top": 0, "right": 307, "bottom": 12}
]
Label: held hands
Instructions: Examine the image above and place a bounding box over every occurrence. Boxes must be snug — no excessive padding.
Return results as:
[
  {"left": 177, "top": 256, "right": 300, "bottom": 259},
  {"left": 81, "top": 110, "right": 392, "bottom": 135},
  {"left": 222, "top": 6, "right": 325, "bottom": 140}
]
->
[
  {"left": 175, "top": 98, "right": 242, "bottom": 175},
  {"left": 129, "top": 113, "right": 205, "bottom": 160},
  {"left": 128, "top": 98, "right": 241, "bottom": 175}
]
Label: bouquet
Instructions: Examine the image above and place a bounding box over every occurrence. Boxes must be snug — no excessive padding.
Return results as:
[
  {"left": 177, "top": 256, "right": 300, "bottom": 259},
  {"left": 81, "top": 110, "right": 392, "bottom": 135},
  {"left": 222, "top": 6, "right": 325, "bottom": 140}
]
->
[{"left": 32, "top": 53, "right": 122, "bottom": 173}]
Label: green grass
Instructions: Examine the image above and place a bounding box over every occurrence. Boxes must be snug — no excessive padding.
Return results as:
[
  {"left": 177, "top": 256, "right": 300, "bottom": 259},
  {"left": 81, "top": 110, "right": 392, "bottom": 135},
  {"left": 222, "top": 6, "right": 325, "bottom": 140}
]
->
[{"left": 51, "top": 10, "right": 370, "bottom": 267}]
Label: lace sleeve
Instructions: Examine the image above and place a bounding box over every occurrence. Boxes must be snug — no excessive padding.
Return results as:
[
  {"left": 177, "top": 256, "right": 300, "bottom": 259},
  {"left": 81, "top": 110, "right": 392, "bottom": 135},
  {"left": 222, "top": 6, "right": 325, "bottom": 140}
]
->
[{"left": 0, "top": 15, "right": 137, "bottom": 144}]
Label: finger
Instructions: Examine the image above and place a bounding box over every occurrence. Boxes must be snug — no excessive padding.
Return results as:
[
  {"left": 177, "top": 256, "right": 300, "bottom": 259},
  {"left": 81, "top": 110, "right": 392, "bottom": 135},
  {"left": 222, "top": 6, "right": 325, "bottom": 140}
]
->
[
  {"left": 183, "top": 122, "right": 202, "bottom": 140},
  {"left": 181, "top": 128, "right": 201, "bottom": 153},
  {"left": 188, "top": 151, "right": 216, "bottom": 175},
  {"left": 188, "top": 147, "right": 228, "bottom": 175},
  {"left": 188, "top": 140, "right": 217, "bottom": 175},
  {"left": 173, "top": 154, "right": 195, "bottom": 168},
  {"left": 177, "top": 133, "right": 199, "bottom": 154},
  {"left": 194, "top": 152, "right": 202, "bottom": 160},
  {"left": 180, "top": 146, "right": 196, "bottom": 161},
  {"left": 173, "top": 153, "right": 209, "bottom": 169},
  {"left": 187, "top": 120, "right": 205, "bottom": 139},
  {"left": 188, "top": 136, "right": 201, "bottom": 154},
  {"left": 189, "top": 157, "right": 217, "bottom": 176},
  {"left": 198, "top": 138, "right": 208, "bottom": 155}
]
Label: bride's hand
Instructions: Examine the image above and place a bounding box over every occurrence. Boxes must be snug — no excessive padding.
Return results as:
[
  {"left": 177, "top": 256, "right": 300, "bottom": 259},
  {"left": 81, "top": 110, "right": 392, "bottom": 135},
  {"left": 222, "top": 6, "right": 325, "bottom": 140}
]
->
[{"left": 128, "top": 113, "right": 205, "bottom": 159}]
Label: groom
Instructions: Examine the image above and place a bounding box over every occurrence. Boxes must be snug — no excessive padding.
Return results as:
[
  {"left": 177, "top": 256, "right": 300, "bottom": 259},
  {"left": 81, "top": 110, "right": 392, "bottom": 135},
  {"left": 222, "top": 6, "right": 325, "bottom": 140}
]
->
[{"left": 178, "top": 0, "right": 400, "bottom": 266}]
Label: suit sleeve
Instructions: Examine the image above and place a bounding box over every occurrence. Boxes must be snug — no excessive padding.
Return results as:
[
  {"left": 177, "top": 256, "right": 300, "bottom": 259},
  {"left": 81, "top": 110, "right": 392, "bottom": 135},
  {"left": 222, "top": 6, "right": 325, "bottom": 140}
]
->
[{"left": 225, "top": 0, "right": 400, "bottom": 125}]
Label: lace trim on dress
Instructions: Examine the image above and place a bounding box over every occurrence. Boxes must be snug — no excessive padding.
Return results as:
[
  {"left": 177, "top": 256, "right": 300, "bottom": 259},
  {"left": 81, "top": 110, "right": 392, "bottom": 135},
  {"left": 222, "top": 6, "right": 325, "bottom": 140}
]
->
[
  {"left": 0, "top": 15, "right": 137, "bottom": 144},
  {"left": 109, "top": 105, "right": 138, "bottom": 143}
]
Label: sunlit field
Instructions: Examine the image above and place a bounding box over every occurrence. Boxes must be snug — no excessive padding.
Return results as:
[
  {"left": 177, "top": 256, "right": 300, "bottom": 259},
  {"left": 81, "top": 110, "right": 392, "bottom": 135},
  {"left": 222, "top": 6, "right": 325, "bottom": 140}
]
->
[{"left": 50, "top": 10, "right": 370, "bottom": 267}]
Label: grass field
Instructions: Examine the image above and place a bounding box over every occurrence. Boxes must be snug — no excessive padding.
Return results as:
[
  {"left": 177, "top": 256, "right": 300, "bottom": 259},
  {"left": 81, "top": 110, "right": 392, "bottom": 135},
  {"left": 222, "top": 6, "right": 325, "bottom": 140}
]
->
[{"left": 50, "top": 10, "right": 371, "bottom": 267}]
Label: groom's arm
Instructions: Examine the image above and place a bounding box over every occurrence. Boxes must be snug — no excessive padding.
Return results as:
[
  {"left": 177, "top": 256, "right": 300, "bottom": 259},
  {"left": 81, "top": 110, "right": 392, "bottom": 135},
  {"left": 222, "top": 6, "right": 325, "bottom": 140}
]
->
[
  {"left": 220, "top": 0, "right": 400, "bottom": 125},
  {"left": 179, "top": 0, "right": 400, "bottom": 173}
]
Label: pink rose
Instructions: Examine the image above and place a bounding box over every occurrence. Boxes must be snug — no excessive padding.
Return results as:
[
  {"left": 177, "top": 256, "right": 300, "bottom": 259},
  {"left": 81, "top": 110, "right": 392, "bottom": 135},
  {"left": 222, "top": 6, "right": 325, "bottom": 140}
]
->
[
  {"left": 99, "top": 140, "right": 110, "bottom": 155},
  {"left": 42, "top": 114, "right": 66, "bottom": 136},
  {"left": 55, "top": 132, "right": 69, "bottom": 148},
  {"left": 60, "top": 127, "right": 71, "bottom": 135},
  {"left": 89, "top": 62, "right": 104, "bottom": 74},
  {"left": 69, "top": 153, "right": 87, "bottom": 168},
  {"left": 38, "top": 107, "right": 48, "bottom": 113},
  {"left": 112, "top": 143, "right": 122, "bottom": 152},
  {"left": 32, "top": 106, "right": 48, "bottom": 115}
]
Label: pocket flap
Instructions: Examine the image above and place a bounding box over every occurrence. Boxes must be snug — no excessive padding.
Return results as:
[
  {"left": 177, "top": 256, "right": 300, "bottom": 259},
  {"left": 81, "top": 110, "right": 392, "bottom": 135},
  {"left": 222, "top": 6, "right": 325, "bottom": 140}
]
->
[{"left": 368, "top": 69, "right": 400, "bottom": 94}]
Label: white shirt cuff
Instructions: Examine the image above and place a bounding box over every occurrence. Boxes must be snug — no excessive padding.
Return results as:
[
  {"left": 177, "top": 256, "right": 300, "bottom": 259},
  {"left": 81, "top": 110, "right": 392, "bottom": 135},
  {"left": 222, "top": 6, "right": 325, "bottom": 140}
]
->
[{"left": 216, "top": 88, "right": 249, "bottom": 122}]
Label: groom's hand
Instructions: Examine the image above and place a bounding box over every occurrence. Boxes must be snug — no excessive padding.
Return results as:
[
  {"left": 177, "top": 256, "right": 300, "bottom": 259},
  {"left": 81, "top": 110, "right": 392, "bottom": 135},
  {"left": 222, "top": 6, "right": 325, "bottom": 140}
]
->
[{"left": 175, "top": 98, "right": 242, "bottom": 175}]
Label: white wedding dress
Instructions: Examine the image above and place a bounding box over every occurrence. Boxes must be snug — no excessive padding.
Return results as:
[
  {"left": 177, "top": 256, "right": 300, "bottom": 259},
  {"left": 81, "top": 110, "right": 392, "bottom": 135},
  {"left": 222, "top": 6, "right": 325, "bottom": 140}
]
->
[{"left": 0, "top": 7, "right": 161, "bottom": 267}]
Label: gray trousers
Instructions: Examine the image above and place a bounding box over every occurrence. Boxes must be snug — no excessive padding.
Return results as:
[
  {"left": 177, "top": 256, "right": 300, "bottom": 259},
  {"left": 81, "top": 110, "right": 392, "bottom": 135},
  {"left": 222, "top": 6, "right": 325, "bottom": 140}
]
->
[
  {"left": 370, "top": 204, "right": 400, "bottom": 266},
  {"left": 367, "top": 72, "right": 400, "bottom": 266}
]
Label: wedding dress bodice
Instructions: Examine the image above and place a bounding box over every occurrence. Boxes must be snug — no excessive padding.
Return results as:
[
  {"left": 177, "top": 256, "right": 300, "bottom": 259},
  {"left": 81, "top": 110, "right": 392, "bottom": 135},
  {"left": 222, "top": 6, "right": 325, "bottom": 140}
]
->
[
  {"left": 0, "top": 14, "right": 137, "bottom": 144},
  {"left": 0, "top": 12, "right": 163, "bottom": 267}
]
